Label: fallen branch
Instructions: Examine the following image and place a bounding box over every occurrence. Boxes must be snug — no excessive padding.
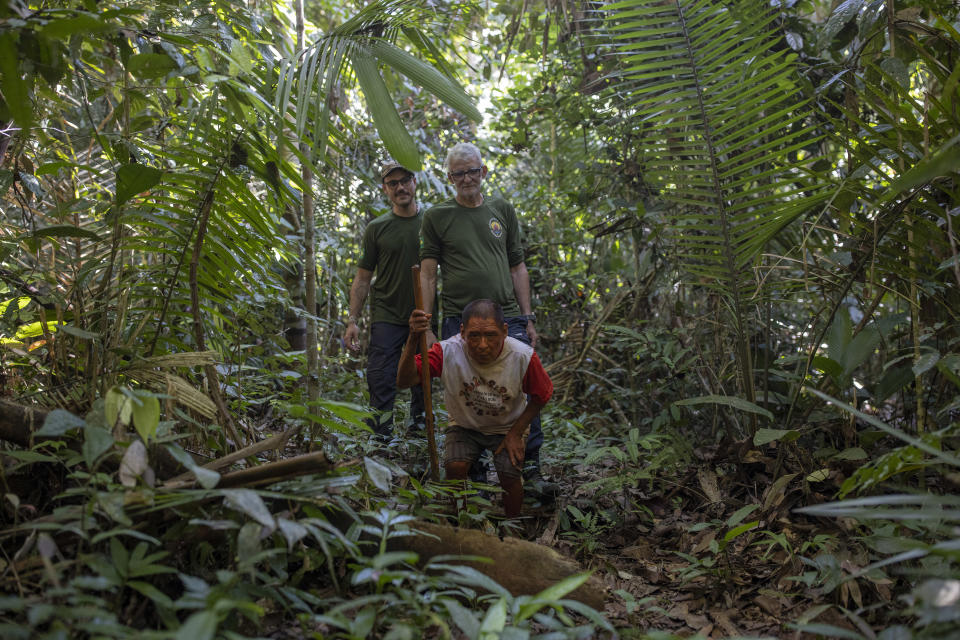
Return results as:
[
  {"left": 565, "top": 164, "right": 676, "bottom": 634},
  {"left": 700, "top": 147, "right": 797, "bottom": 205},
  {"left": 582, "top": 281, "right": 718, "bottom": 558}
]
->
[
  {"left": 162, "top": 425, "right": 303, "bottom": 486},
  {"left": 0, "top": 399, "right": 49, "bottom": 447},
  {"left": 0, "top": 399, "right": 182, "bottom": 478},
  {"left": 163, "top": 449, "right": 328, "bottom": 490}
]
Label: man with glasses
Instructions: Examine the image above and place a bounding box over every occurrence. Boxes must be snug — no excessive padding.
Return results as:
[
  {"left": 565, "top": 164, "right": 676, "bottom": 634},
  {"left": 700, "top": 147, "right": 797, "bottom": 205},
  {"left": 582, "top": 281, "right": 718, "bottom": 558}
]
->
[
  {"left": 418, "top": 142, "right": 557, "bottom": 500},
  {"left": 344, "top": 161, "right": 425, "bottom": 438}
]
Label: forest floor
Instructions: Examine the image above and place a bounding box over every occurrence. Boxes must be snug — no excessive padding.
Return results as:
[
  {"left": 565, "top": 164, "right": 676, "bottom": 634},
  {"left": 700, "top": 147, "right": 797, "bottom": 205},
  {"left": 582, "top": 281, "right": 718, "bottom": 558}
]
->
[{"left": 417, "top": 424, "right": 881, "bottom": 639}]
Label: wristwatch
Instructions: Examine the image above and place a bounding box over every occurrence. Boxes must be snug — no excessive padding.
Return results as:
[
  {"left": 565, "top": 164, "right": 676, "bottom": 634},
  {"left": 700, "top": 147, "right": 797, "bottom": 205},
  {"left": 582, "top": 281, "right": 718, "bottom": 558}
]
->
[{"left": 522, "top": 313, "right": 536, "bottom": 323}]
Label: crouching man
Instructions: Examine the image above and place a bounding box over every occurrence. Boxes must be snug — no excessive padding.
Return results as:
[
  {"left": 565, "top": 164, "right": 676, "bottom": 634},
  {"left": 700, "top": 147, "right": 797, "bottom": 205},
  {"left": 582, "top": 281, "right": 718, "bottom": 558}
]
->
[{"left": 397, "top": 299, "right": 553, "bottom": 517}]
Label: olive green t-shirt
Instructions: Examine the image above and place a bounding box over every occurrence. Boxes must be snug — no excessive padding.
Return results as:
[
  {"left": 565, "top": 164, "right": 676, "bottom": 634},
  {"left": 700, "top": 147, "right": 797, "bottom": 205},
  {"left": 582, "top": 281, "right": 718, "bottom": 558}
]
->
[
  {"left": 419, "top": 196, "right": 524, "bottom": 317},
  {"left": 358, "top": 210, "right": 422, "bottom": 326}
]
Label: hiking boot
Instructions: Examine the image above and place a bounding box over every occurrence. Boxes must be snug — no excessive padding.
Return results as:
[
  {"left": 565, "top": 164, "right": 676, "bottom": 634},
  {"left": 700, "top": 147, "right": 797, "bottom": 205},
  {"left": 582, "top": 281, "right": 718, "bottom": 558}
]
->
[{"left": 524, "top": 470, "right": 560, "bottom": 503}]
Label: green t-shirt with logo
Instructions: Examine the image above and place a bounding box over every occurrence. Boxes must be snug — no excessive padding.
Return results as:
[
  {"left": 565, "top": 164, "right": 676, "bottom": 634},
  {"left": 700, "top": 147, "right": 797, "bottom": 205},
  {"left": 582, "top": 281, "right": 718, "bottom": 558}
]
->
[
  {"left": 419, "top": 196, "right": 524, "bottom": 317},
  {"left": 358, "top": 209, "right": 422, "bottom": 325}
]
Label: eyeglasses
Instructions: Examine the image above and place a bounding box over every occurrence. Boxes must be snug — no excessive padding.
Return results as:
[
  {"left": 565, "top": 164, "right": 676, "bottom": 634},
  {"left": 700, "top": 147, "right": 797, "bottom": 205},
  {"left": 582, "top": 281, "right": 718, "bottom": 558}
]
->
[
  {"left": 384, "top": 175, "right": 414, "bottom": 188},
  {"left": 448, "top": 167, "right": 483, "bottom": 181}
]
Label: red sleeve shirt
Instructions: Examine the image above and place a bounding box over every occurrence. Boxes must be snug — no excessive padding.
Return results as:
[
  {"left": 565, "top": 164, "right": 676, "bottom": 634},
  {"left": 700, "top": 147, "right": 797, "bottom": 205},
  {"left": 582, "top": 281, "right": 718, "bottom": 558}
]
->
[
  {"left": 522, "top": 352, "right": 553, "bottom": 406},
  {"left": 414, "top": 342, "right": 445, "bottom": 377}
]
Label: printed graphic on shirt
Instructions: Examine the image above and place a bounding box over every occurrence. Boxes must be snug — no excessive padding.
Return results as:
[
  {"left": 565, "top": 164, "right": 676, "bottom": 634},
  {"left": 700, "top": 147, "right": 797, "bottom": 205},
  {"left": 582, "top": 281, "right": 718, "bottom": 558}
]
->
[
  {"left": 488, "top": 218, "right": 503, "bottom": 238},
  {"left": 460, "top": 375, "right": 512, "bottom": 417}
]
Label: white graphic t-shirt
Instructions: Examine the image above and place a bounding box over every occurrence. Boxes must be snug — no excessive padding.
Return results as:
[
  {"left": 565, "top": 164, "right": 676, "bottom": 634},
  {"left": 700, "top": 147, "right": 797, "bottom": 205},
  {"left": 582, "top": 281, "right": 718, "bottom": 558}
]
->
[{"left": 416, "top": 334, "right": 553, "bottom": 435}]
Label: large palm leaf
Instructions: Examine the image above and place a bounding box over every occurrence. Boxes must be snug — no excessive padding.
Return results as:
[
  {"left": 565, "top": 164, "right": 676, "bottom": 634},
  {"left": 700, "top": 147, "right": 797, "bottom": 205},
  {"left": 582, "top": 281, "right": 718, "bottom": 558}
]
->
[
  {"left": 604, "top": 0, "right": 829, "bottom": 406},
  {"left": 276, "top": 0, "right": 482, "bottom": 170}
]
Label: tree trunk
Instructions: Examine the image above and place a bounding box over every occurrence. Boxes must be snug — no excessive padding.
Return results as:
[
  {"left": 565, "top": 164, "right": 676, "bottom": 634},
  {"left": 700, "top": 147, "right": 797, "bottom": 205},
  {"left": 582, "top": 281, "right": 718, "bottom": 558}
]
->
[{"left": 389, "top": 520, "right": 607, "bottom": 609}]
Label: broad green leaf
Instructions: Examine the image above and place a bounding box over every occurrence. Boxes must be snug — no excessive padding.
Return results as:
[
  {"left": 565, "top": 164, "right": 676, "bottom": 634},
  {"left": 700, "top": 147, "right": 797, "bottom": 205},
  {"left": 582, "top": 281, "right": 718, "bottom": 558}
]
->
[
  {"left": 842, "top": 327, "right": 881, "bottom": 377},
  {"left": 371, "top": 551, "right": 418, "bottom": 569},
  {"left": 806, "top": 468, "right": 830, "bottom": 482},
  {"left": 879, "top": 56, "right": 909, "bottom": 89},
  {"left": 192, "top": 466, "right": 221, "bottom": 489},
  {"left": 555, "top": 598, "right": 614, "bottom": 631},
  {"left": 725, "top": 504, "right": 760, "bottom": 528},
  {"left": 442, "top": 598, "right": 480, "bottom": 638},
  {"left": 222, "top": 489, "right": 275, "bottom": 527},
  {"left": 912, "top": 351, "right": 940, "bottom": 377},
  {"left": 176, "top": 610, "right": 217, "bottom": 640},
  {"left": 754, "top": 428, "right": 799, "bottom": 446},
  {"left": 873, "top": 365, "right": 914, "bottom": 403},
  {"left": 478, "top": 597, "right": 507, "bottom": 638},
  {"left": 128, "top": 580, "right": 174, "bottom": 609},
  {"left": 806, "top": 387, "right": 960, "bottom": 468},
  {"left": 82, "top": 424, "right": 114, "bottom": 468},
  {"left": 277, "top": 518, "right": 309, "bottom": 550},
  {"left": 827, "top": 311, "right": 851, "bottom": 365},
  {"left": 105, "top": 387, "right": 132, "bottom": 428},
  {"left": 14, "top": 320, "right": 59, "bottom": 339},
  {"left": 723, "top": 520, "right": 759, "bottom": 542},
  {"left": 818, "top": 0, "right": 866, "bottom": 48},
  {"left": 440, "top": 565, "right": 511, "bottom": 597},
  {"left": 883, "top": 144, "right": 960, "bottom": 203},
  {"left": 349, "top": 50, "right": 421, "bottom": 170},
  {"left": 31, "top": 225, "right": 101, "bottom": 241},
  {"left": 132, "top": 394, "right": 160, "bottom": 443},
  {"left": 59, "top": 325, "right": 99, "bottom": 340},
  {"left": 2, "top": 450, "right": 59, "bottom": 464},
  {"left": 116, "top": 164, "right": 163, "bottom": 205},
  {"left": 368, "top": 40, "right": 481, "bottom": 122},
  {"left": 937, "top": 356, "right": 960, "bottom": 391},
  {"left": 237, "top": 521, "right": 262, "bottom": 570},
  {"left": 675, "top": 395, "right": 773, "bottom": 421},
  {"left": 517, "top": 572, "right": 592, "bottom": 621},
  {"left": 41, "top": 14, "right": 110, "bottom": 38},
  {"left": 0, "top": 33, "right": 31, "bottom": 130},
  {"left": 126, "top": 53, "right": 177, "bottom": 79},
  {"left": 364, "top": 456, "right": 392, "bottom": 492},
  {"left": 812, "top": 355, "right": 843, "bottom": 380},
  {"left": 164, "top": 443, "right": 220, "bottom": 489},
  {"left": 833, "top": 447, "right": 868, "bottom": 461},
  {"left": 36, "top": 409, "right": 86, "bottom": 437}
]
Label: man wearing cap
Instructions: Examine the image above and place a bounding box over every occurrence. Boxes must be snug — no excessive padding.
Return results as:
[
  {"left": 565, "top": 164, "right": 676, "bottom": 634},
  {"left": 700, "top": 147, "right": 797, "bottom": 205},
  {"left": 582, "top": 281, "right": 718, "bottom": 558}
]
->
[
  {"left": 418, "top": 142, "right": 557, "bottom": 499},
  {"left": 344, "top": 161, "right": 425, "bottom": 437}
]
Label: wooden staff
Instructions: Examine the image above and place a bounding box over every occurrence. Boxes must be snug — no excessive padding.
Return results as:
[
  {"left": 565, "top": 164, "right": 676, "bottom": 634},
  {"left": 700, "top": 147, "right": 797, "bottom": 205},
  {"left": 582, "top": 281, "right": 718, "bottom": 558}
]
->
[{"left": 412, "top": 265, "right": 440, "bottom": 480}]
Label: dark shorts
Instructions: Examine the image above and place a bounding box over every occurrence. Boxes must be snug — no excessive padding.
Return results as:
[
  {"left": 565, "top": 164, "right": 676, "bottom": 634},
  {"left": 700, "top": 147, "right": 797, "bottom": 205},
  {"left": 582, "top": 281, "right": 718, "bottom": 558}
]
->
[{"left": 444, "top": 425, "right": 523, "bottom": 481}]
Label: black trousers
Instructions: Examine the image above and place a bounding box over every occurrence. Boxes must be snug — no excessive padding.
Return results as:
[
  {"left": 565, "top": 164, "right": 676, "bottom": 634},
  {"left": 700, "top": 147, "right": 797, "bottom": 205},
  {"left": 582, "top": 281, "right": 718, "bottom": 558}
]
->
[{"left": 366, "top": 322, "right": 425, "bottom": 436}]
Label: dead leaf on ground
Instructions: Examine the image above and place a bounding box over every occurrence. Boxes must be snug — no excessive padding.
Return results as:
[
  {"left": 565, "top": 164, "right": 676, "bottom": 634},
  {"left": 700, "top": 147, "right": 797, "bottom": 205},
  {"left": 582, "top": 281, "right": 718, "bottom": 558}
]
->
[
  {"left": 753, "top": 594, "right": 782, "bottom": 617},
  {"left": 698, "top": 468, "right": 722, "bottom": 504},
  {"left": 710, "top": 609, "right": 741, "bottom": 636}
]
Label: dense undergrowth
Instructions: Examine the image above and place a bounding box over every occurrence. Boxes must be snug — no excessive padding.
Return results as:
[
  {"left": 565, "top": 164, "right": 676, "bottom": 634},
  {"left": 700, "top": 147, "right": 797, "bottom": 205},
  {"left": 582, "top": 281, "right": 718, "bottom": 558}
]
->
[{"left": 2, "top": 343, "right": 959, "bottom": 638}]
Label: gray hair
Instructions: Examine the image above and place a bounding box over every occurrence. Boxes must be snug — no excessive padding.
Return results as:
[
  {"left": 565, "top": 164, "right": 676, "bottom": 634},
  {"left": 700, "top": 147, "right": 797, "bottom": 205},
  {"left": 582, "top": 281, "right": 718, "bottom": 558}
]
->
[{"left": 444, "top": 142, "right": 483, "bottom": 170}]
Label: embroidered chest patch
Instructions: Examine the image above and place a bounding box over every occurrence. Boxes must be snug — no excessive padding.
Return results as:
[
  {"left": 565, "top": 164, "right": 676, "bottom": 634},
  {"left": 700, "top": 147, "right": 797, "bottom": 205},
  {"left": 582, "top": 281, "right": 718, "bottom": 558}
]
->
[
  {"left": 488, "top": 218, "right": 503, "bottom": 238},
  {"left": 460, "top": 375, "right": 511, "bottom": 417}
]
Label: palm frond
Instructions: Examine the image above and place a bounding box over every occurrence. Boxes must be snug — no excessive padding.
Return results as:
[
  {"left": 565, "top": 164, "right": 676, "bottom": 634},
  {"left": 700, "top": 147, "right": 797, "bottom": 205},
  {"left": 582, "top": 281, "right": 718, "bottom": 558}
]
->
[
  {"left": 604, "top": 0, "right": 829, "bottom": 403},
  {"left": 277, "top": 0, "right": 481, "bottom": 168}
]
